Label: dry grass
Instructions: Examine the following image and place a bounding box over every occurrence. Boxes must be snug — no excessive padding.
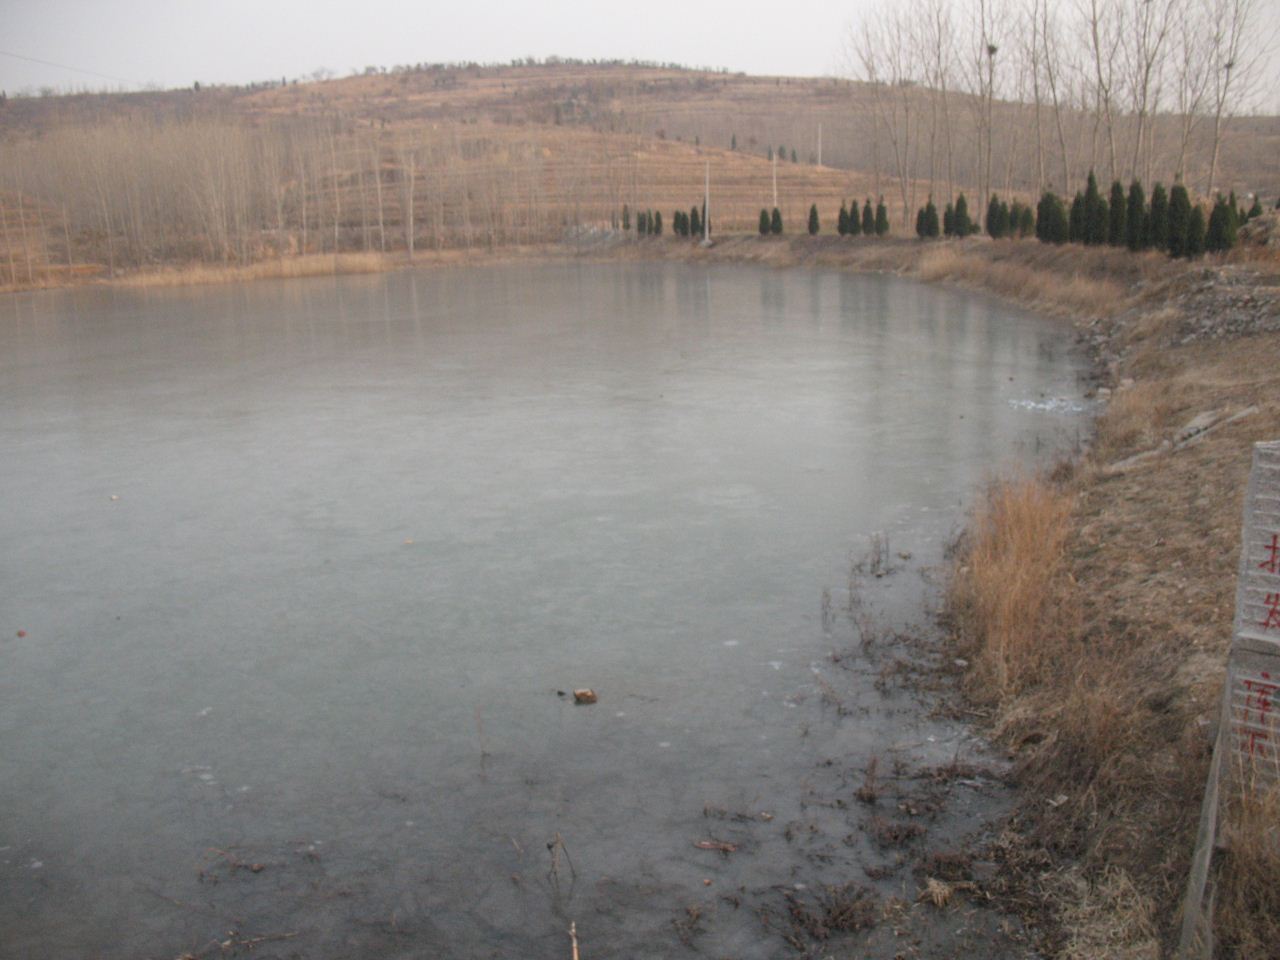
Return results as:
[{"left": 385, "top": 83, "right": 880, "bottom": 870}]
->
[
  {"left": 1089, "top": 381, "right": 1181, "bottom": 463},
  {"left": 917, "top": 245, "right": 1129, "bottom": 317},
  {"left": 1216, "top": 780, "right": 1280, "bottom": 956},
  {"left": 945, "top": 246, "right": 1280, "bottom": 955},
  {"left": 111, "top": 252, "right": 393, "bottom": 288},
  {"left": 948, "top": 476, "right": 1074, "bottom": 701},
  {"left": 1056, "top": 868, "right": 1159, "bottom": 960}
]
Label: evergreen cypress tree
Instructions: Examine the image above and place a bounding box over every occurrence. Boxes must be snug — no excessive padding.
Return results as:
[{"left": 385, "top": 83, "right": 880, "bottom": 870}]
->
[
  {"left": 1125, "top": 181, "right": 1145, "bottom": 251},
  {"left": 862, "top": 199, "right": 874, "bottom": 235},
  {"left": 1108, "top": 180, "right": 1127, "bottom": 246},
  {"left": 731, "top": 134, "right": 737, "bottom": 151},
  {"left": 925, "top": 198, "right": 940, "bottom": 238},
  {"left": 1083, "top": 171, "right": 1107, "bottom": 245},
  {"left": 848, "top": 200, "right": 862, "bottom": 236},
  {"left": 838, "top": 202, "right": 850, "bottom": 236},
  {"left": 1167, "top": 184, "right": 1192, "bottom": 257},
  {"left": 1206, "top": 197, "right": 1226, "bottom": 252},
  {"left": 1035, "top": 193, "right": 1051, "bottom": 242},
  {"left": 673, "top": 211, "right": 684, "bottom": 236},
  {"left": 1009, "top": 200, "right": 1024, "bottom": 237},
  {"left": 1247, "top": 197, "right": 1263, "bottom": 220},
  {"left": 759, "top": 208, "right": 771, "bottom": 235},
  {"left": 875, "top": 198, "right": 889, "bottom": 236},
  {"left": 653, "top": 210, "right": 663, "bottom": 236},
  {"left": 1147, "top": 183, "right": 1169, "bottom": 250},
  {"left": 1206, "top": 196, "right": 1239, "bottom": 252},
  {"left": 943, "top": 202, "right": 955, "bottom": 237},
  {"left": 987, "top": 194, "right": 1003, "bottom": 238},
  {"left": 1036, "top": 192, "right": 1068, "bottom": 244},
  {"left": 690, "top": 206, "right": 701, "bottom": 237},
  {"left": 1228, "top": 190, "right": 1240, "bottom": 225},
  {"left": 778, "top": 144, "right": 786, "bottom": 161},
  {"left": 954, "top": 194, "right": 972, "bottom": 236},
  {"left": 622, "top": 204, "right": 631, "bottom": 231},
  {"left": 808, "top": 204, "right": 820, "bottom": 235},
  {"left": 1019, "top": 203, "right": 1034, "bottom": 238},
  {"left": 771, "top": 207, "right": 783, "bottom": 235},
  {"left": 1186, "top": 205, "right": 1206, "bottom": 258},
  {"left": 1068, "top": 193, "right": 1084, "bottom": 242},
  {"left": 638, "top": 211, "right": 648, "bottom": 236},
  {"left": 916, "top": 206, "right": 927, "bottom": 238},
  {"left": 790, "top": 149, "right": 797, "bottom": 163}
]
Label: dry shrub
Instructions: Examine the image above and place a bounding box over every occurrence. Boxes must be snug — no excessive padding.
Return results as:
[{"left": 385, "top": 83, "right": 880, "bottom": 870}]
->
[
  {"left": 1215, "top": 779, "right": 1280, "bottom": 956},
  {"left": 950, "top": 475, "right": 1074, "bottom": 701}
]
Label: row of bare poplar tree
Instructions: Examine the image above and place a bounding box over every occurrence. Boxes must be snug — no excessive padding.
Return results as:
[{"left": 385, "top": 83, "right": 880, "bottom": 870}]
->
[
  {"left": 851, "top": 0, "right": 1271, "bottom": 229},
  {"left": 0, "top": 116, "right": 636, "bottom": 282}
]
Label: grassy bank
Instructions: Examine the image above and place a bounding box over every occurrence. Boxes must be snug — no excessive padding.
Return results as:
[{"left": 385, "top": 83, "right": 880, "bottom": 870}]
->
[{"left": 942, "top": 242, "right": 1280, "bottom": 956}]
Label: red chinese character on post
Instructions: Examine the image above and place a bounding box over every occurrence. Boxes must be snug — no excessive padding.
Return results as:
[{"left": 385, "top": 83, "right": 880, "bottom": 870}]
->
[
  {"left": 1262, "top": 533, "right": 1280, "bottom": 575},
  {"left": 1265, "top": 593, "right": 1280, "bottom": 631},
  {"left": 1241, "top": 672, "right": 1278, "bottom": 759}
]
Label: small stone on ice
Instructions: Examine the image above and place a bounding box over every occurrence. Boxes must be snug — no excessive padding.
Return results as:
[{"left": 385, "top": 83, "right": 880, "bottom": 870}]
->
[{"left": 573, "top": 688, "right": 597, "bottom": 704}]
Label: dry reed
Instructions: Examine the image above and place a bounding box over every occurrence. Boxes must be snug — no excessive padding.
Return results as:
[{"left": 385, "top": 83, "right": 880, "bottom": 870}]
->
[
  {"left": 917, "top": 245, "right": 1126, "bottom": 317},
  {"left": 1215, "top": 778, "right": 1280, "bottom": 956},
  {"left": 114, "top": 252, "right": 390, "bottom": 288},
  {"left": 948, "top": 475, "right": 1074, "bottom": 701}
]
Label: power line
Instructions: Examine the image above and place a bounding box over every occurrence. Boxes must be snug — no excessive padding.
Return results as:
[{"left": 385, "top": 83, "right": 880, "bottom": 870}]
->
[{"left": 0, "top": 49, "right": 134, "bottom": 86}]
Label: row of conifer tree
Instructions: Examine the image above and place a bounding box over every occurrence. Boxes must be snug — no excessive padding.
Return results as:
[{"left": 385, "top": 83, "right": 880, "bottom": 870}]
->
[
  {"left": 914, "top": 171, "right": 1268, "bottom": 258},
  {"left": 620, "top": 175, "right": 1267, "bottom": 257},
  {"left": 624, "top": 204, "right": 710, "bottom": 238},
  {"left": 755, "top": 200, "right": 892, "bottom": 237}
]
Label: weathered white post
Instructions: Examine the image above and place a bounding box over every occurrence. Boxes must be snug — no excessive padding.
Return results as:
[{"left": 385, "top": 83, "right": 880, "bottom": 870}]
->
[
  {"left": 1179, "top": 440, "right": 1280, "bottom": 958},
  {"left": 702, "top": 161, "right": 711, "bottom": 247}
]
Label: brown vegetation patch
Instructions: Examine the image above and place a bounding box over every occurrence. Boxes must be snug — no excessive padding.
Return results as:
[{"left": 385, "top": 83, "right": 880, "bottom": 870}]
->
[
  {"left": 946, "top": 249, "right": 1280, "bottom": 954},
  {"left": 774, "top": 882, "right": 880, "bottom": 947}
]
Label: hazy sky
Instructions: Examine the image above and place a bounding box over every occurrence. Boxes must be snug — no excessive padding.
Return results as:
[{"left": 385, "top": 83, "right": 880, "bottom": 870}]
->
[
  {"left": 3, "top": 0, "right": 1277, "bottom": 111},
  {"left": 1, "top": 0, "right": 864, "bottom": 92}
]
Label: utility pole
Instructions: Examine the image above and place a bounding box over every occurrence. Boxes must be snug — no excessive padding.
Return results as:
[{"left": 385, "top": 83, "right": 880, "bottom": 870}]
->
[{"left": 702, "top": 161, "right": 711, "bottom": 245}]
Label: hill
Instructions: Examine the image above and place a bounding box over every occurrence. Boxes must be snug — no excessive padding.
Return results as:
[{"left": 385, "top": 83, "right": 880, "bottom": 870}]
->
[{"left": 0, "top": 60, "right": 1276, "bottom": 288}]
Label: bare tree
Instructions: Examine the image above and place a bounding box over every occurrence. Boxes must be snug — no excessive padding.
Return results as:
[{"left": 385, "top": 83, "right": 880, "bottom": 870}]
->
[
  {"left": 1082, "top": 0, "right": 1124, "bottom": 181},
  {"left": 1124, "top": 0, "right": 1176, "bottom": 183},
  {"left": 1170, "top": 0, "right": 1212, "bottom": 181},
  {"left": 1203, "top": 0, "right": 1267, "bottom": 194}
]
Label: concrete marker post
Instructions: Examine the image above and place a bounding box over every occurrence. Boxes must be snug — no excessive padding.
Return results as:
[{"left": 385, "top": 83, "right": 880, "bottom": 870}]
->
[{"left": 1178, "top": 439, "right": 1280, "bottom": 958}]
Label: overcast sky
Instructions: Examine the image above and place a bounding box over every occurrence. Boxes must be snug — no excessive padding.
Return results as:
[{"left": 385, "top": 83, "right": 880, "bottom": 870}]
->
[
  {"left": 3, "top": 0, "right": 1278, "bottom": 112},
  {"left": 1, "top": 0, "right": 863, "bottom": 91}
]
